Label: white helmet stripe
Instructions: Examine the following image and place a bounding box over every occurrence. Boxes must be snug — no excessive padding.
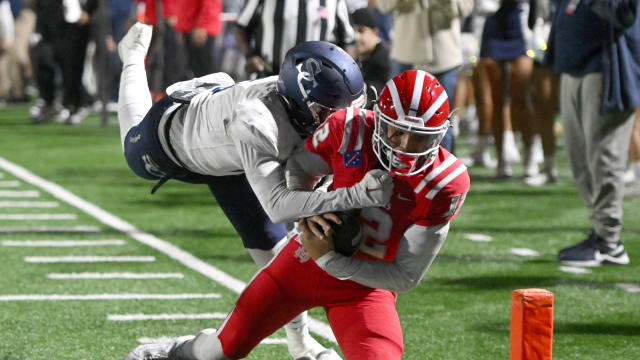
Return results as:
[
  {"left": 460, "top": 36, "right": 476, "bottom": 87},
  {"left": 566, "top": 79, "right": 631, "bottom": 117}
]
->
[
  {"left": 422, "top": 90, "right": 448, "bottom": 123},
  {"left": 408, "top": 70, "right": 426, "bottom": 117},
  {"left": 386, "top": 78, "right": 405, "bottom": 119}
]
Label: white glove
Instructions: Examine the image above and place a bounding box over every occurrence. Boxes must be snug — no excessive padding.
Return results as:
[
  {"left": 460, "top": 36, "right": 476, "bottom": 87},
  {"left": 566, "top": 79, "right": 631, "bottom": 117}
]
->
[{"left": 347, "top": 169, "right": 393, "bottom": 208}]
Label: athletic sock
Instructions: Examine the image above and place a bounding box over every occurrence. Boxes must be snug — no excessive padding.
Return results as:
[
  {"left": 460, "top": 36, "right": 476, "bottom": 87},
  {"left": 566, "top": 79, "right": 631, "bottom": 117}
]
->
[{"left": 285, "top": 312, "right": 326, "bottom": 358}]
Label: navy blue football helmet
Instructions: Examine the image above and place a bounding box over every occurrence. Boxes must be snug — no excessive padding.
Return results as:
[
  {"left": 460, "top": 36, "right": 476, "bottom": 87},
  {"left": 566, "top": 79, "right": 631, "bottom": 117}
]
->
[{"left": 277, "top": 41, "right": 365, "bottom": 137}]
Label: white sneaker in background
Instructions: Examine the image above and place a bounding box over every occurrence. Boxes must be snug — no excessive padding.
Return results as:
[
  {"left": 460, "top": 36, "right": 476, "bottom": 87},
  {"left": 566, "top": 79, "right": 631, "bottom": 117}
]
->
[
  {"left": 624, "top": 161, "right": 640, "bottom": 184},
  {"left": 502, "top": 130, "right": 521, "bottom": 163},
  {"left": 473, "top": 149, "right": 497, "bottom": 168},
  {"left": 531, "top": 134, "right": 545, "bottom": 164},
  {"left": 55, "top": 108, "right": 71, "bottom": 123},
  {"left": 497, "top": 161, "right": 513, "bottom": 179},
  {"left": 623, "top": 168, "right": 635, "bottom": 184},
  {"left": 523, "top": 142, "right": 540, "bottom": 179},
  {"left": 69, "top": 106, "right": 91, "bottom": 125}
]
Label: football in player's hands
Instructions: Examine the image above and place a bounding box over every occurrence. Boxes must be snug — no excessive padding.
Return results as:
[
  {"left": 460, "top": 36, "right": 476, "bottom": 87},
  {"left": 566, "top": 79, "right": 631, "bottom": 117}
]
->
[{"left": 329, "top": 210, "right": 364, "bottom": 257}]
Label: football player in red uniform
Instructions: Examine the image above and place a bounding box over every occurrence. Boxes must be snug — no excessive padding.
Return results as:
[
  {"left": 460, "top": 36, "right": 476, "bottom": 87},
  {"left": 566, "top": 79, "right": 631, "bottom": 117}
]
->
[{"left": 124, "top": 70, "right": 470, "bottom": 360}]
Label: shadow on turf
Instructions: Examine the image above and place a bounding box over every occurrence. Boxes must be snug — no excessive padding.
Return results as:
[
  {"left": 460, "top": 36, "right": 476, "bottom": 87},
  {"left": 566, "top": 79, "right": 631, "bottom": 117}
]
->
[
  {"left": 426, "top": 275, "right": 625, "bottom": 292},
  {"left": 553, "top": 322, "right": 640, "bottom": 336},
  {"left": 198, "top": 253, "right": 255, "bottom": 264},
  {"left": 435, "top": 253, "right": 546, "bottom": 264},
  {"left": 469, "top": 186, "right": 575, "bottom": 197},
  {"left": 451, "top": 226, "right": 591, "bottom": 234},
  {"left": 472, "top": 321, "right": 640, "bottom": 336}
]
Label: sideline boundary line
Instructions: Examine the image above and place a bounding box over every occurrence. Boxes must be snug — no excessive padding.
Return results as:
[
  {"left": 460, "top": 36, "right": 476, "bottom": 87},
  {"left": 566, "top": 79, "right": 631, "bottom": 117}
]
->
[{"left": 0, "top": 156, "right": 336, "bottom": 343}]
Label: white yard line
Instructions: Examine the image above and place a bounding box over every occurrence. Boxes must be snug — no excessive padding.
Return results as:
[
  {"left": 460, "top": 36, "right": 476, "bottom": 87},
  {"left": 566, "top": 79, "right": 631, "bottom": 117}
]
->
[
  {"left": 615, "top": 283, "right": 640, "bottom": 293},
  {"left": 0, "top": 201, "right": 59, "bottom": 208},
  {"left": 0, "top": 180, "right": 21, "bottom": 187},
  {"left": 0, "top": 190, "right": 39, "bottom": 197},
  {"left": 25, "top": 256, "right": 155, "bottom": 263},
  {"left": 559, "top": 266, "right": 592, "bottom": 274},
  {"left": 108, "top": 313, "right": 227, "bottom": 321},
  {"left": 0, "top": 213, "right": 77, "bottom": 220},
  {"left": 464, "top": 233, "right": 493, "bottom": 242},
  {"left": 509, "top": 248, "right": 540, "bottom": 257},
  {"left": 48, "top": 272, "right": 184, "bottom": 279},
  {"left": 3, "top": 239, "right": 125, "bottom": 247},
  {"left": 0, "top": 225, "right": 100, "bottom": 233},
  {"left": 0, "top": 156, "right": 336, "bottom": 343},
  {"left": 0, "top": 293, "right": 221, "bottom": 302}
]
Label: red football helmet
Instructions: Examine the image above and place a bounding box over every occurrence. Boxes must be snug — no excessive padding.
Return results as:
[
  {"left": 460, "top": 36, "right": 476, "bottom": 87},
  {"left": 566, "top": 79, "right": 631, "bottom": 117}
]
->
[{"left": 372, "top": 70, "right": 450, "bottom": 176}]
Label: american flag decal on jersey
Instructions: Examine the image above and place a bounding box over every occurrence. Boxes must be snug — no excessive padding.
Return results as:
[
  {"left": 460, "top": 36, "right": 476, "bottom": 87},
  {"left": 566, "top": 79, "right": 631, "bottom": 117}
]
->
[{"left": 343, "top": 150, "right": 362, "bottom": 167}]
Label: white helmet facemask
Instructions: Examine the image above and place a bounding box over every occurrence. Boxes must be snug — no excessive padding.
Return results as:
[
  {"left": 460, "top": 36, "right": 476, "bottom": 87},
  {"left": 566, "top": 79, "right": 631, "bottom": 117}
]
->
[{"left": 372, "top": 105, "right": 450, "bottom": 176}]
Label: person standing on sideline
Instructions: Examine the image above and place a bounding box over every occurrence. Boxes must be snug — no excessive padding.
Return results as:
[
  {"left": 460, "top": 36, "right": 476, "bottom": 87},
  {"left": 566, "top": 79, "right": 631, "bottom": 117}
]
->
[
  {"left": 175, "top": 0, "right": 223, "bottom": 77},
  {"left": 117, "top": 23, "right": 388, "bottom": 359},
  {"left": 350, "top": 7, "right": 391, "bottom": 107},
  {"left": 548, "top": 0, "right": 640, "bottom": 266},
  {"left": 376, "top": 0, "right": 474, "bottom": 153}
]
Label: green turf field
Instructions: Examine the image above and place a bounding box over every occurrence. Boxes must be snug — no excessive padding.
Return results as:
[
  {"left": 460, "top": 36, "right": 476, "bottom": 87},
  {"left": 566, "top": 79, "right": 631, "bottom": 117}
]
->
[{"left": 0, "top": 105, "right": 638, "bottom": 359}]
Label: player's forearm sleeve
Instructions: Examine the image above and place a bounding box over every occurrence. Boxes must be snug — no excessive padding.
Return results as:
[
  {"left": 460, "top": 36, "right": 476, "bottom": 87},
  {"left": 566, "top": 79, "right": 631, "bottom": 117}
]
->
[
  {"left": 239, "top": 140, "right": 389, "bottom": 223},
  {"left": 315, "top": 222, "right": 450, "bottom": 293},
  {"left": 252, "top": 166, "right": 387, "bottom": 223}
]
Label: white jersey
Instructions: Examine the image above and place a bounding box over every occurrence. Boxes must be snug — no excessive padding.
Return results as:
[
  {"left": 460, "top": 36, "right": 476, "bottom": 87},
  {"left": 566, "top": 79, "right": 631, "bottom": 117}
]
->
[
  {"left": 162, "top": 73, "right": 383, "bottom": 224},
  {"left": 169, "top": 75, "right": 299, "bottom": 177}
]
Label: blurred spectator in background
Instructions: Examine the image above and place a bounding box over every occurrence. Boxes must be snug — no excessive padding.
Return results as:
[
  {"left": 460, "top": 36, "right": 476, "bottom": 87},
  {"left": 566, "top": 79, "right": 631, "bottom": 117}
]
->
[
  {"left": 350, "top": 7, "right": 390, "bottom": 106},
  {"left": 377, "top": 0, "right": 474, "bottom": 154},
  {"left": 235, "top": 0, "right": 356, "bottom": 77},
  {"left": 625, "top": 109, "right": 640, "bottom": 196},
  {"left": 550, "top": 0, "right": 639, "bottom": 266},
  {"left": 175, "top": 0, "right": 223, "bottom": 77},
  {"left": 0, "top": 0, "right": 35, "bottom": 105},
  {"left": 29, "top": 0, "right": 97, "bottom": 124},
  {"left": 0, "top": 0, "right": 15, "bottom": 105},
  {"left": 141, "top": 0, "right": 188, "bottom": 100},
  {"left": 62, "top": 0, "right": 98, "bottom": 125},
  {"left": 525, "top": 0, "right": 558, "bottom": 186},
  {"left": 347, "top": 0, "right": 393, "bottom": 42},
  {"left": 460, "top": 0, "right": 500, "bottom": 169},
  {"left": 478, "top": 0, "right": 539, "bottom": 180},
  {"left": 10, "top": 0, "right": 35, "bottom": 103},
  {"left": 104, "top": 0, "right": 134, "bottom": 109}
]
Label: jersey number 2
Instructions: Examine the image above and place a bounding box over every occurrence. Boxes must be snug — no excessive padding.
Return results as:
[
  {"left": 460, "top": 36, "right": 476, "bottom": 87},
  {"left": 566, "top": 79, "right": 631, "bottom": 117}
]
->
[
  {"left": 358, "top": 207, "right": 393, "bottom": 259},
  {"left": 312, "top": 122, "right": 330, "bottom": 149}
]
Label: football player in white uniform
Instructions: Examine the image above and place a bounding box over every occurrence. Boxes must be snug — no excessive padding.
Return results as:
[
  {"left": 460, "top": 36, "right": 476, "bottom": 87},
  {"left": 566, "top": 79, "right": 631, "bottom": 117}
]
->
[{"left": 117, "top": 23, "right": 393, "bottom": 360}]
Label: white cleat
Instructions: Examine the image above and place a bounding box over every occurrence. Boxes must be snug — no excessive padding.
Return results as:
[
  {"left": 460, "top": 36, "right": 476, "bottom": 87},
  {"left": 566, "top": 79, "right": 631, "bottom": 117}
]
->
[
  {"left": 289, "top": 333, "right": 342, "bottom": 360},
  {"left": 316, "top": 348, "right": 342, "bottom": 360},
  {"left": 294, "top": 348, "right": 342, "bottom": 360},
  {"left": 124, "top": 335, "right": 194, "bottom": 360},
  {"left": 118, "top": 22, "right": 153, "bottom": 66}
]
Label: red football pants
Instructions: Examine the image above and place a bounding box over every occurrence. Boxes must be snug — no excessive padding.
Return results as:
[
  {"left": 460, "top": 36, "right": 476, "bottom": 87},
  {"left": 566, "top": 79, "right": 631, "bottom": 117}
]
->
[{"left": 217, "top": 237, "right": 404, "bottom": 359}]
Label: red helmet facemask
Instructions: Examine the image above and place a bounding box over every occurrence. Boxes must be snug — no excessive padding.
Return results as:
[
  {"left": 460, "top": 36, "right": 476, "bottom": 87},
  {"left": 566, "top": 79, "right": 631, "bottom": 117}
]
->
[{"left": 372, "top": 70, "right": 451, "bottom": 176}]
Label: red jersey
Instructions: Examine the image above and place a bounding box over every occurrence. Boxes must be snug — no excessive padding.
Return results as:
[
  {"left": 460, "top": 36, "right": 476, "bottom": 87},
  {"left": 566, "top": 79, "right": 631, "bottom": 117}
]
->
[
  {"left": 175, "top": 0, "right": 223, "bottom": 36},
  {"left": 305, "top": 107, "right": 470, "bottom": 262}
]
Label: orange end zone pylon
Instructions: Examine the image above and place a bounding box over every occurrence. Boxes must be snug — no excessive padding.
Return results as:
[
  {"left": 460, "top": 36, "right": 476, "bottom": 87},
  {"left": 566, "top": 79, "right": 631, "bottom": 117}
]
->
[{"left": 510, "top": 289, "right": 554, "bottom": 360}]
